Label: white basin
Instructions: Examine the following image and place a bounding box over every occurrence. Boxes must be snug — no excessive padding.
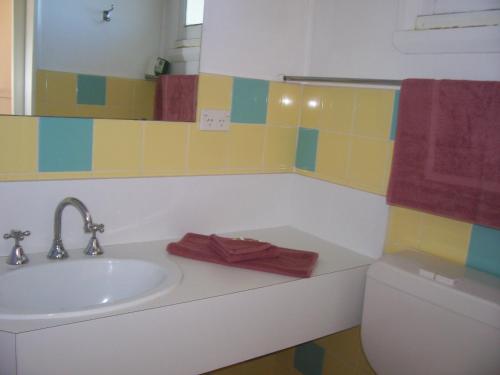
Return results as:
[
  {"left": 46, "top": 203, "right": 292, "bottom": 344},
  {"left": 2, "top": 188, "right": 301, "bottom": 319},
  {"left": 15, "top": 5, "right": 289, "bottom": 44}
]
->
[{"left": 0, "top": 258, "right": 182, "bottom": 320}]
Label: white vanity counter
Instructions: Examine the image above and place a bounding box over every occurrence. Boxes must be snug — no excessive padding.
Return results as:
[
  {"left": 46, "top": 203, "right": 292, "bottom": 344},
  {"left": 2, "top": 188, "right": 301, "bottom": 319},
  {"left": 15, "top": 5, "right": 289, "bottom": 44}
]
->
[{"left": 0, "top": 226, "right": 375, "bottom": 375}]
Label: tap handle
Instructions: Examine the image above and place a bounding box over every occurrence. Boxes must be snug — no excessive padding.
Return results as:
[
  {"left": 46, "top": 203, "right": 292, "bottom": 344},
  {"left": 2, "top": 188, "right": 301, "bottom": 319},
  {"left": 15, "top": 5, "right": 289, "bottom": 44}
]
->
[
  {"left": 3, "top": 230, "right": 31, "bottom": 244},
  {"left": 89, "top": 223, "right": 105, "bottom": 234}
]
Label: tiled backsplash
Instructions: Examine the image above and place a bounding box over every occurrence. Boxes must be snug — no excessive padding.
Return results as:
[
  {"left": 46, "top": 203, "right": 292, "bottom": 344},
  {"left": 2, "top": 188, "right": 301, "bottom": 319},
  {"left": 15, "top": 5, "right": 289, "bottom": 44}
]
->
[
  {"left": 1, "top": 73, "right": 498, "bottom": 276},
  {"left": 36, "top": 70, "right": 156, "bottom": 120},
  {"left": 0, "top": 73, "right": 299, "bottom": 181},
  {"left": 293, "top": 84, "right": 500, "bottom": 277}
]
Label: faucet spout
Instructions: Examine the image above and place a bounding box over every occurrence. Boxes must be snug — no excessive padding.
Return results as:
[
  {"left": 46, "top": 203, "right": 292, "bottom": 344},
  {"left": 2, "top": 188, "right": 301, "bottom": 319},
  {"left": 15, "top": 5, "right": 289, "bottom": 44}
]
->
[{"left": 48, "top": 197, "right": 99, "bottom": 260}]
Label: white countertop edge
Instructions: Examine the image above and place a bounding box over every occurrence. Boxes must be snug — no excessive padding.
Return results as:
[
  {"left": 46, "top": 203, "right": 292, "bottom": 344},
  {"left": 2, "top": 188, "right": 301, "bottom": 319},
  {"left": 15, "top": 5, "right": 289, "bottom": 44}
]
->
[{"left": 0, "top": 226, "right": 375, "bottom": 334}]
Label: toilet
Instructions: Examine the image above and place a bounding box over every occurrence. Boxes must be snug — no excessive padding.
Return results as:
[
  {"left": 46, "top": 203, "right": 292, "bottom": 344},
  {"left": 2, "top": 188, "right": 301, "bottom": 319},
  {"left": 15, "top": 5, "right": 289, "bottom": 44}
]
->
[{"left": 361, "top": 250, "right": 500, "bottom": 375}]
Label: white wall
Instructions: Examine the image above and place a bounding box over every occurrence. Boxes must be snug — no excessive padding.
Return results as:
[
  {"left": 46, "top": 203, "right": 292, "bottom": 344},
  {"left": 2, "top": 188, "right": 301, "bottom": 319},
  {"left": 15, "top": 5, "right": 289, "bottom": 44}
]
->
[
  {"left": 200, "top": 0, "right": 310, "bottom": 81},
  {"left": 306, "top": 0, "right": 500, "bottom": 81},
  {"left": 36, "top": 0, "right": 166, "bottom": 79},
  {"left": 0, "top": 174, "right": 388, "bottom": 259}
]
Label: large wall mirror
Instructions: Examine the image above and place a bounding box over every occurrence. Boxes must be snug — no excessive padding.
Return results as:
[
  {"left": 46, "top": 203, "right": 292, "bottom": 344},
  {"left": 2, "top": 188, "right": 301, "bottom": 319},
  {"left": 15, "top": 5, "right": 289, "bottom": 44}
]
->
[{"left": 2, "top": 0, "right": 204, "bottom": 122}]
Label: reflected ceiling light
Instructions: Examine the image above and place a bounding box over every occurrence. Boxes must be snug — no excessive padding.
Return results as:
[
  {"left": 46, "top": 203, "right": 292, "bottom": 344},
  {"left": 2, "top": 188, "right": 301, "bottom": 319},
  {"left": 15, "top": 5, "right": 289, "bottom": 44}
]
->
[
  {"left": 307, "top": 99, "right": 319, "bottom": 108},
  {"left": 281, "top": 96, "right": 293, "bottom": 106}
]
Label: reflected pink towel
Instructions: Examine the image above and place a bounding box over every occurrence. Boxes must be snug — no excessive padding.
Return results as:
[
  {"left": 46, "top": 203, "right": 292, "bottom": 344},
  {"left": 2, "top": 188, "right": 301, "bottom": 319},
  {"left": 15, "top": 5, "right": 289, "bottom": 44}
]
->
[
  {"left": 387, "top": 79, "right": 500, "bottom": 228},
  {"left": 209, "top": 234, "right": 280, "bottom": 263},
  {"left": 154, "top": 75, "right": 198, "bottom": 122},
  {"left": 167, "top": 233, "right": 318, "bottom": 278}
]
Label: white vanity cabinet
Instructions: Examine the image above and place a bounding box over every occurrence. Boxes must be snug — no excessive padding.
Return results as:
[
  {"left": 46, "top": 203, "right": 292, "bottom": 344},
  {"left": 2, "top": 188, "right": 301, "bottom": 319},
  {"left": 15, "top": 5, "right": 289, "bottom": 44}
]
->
[{"left": 1, "top": 227, "right": 374, "bottom": 375}]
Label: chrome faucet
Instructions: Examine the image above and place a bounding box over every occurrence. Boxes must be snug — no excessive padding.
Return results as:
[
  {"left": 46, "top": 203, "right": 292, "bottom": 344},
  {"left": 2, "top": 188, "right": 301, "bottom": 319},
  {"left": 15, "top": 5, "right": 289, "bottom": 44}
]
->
[
  {"left": 47, "top": 197, "right": 105, "bottom": 259},
  {"left": 3, "top": 230, "right": 30, "bottom": 265}
]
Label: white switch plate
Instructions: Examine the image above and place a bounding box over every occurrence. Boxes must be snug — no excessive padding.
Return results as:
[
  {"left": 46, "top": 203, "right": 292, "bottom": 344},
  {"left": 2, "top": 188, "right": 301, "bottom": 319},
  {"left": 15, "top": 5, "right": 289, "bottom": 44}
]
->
[{"left": 199, "top": 110, "right": 231, "bottom": 131}]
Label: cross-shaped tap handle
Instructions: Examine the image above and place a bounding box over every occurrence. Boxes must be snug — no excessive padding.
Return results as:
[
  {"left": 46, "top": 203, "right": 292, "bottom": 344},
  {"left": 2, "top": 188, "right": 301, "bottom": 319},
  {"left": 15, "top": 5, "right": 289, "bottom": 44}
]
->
[{"left": 3, "top": 230, "right": 31, "bottom": 243}]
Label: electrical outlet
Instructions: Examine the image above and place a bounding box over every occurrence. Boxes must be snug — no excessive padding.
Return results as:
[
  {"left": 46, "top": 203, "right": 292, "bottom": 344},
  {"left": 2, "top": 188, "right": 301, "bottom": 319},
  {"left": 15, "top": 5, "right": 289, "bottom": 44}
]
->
[{"left": 199, "top": 110, "right": 230, "bottom": 131}]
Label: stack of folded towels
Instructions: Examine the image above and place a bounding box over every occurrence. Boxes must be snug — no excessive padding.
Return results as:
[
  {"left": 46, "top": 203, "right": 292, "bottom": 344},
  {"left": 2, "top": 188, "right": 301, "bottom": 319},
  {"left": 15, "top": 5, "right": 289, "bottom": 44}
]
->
[{"left": 167, "top": 233, "right": 319, "bottom": 278}]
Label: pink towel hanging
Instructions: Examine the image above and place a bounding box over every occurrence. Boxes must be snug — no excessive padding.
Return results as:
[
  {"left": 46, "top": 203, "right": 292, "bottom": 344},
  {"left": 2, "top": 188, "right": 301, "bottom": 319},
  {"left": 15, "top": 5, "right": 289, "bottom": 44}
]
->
[
  {"left": 154, "top": 75, "right": 198, "bottom": 122},
  {"left": 387, "top": 79, "right": 500, "bottom": 228}
]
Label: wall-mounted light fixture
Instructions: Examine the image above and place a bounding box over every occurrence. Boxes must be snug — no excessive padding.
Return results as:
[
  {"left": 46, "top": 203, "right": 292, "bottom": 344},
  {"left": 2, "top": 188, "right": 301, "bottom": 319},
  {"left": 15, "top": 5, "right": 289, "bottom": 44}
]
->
[{"left": 103, "top": 4, "right": 114, "bottom": 22}]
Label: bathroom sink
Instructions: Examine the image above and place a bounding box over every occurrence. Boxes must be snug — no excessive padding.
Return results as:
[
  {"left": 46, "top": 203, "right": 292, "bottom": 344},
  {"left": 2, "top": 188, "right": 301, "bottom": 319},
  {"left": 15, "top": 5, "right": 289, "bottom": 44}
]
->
[{"left": 0, "top": 258, "right": 182, "bottom": 320}]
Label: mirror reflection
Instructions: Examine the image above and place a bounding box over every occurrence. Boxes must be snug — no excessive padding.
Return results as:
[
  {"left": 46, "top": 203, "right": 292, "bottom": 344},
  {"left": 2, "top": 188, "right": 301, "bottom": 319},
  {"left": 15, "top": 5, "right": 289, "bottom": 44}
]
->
[{"left": 3, "top": 0, "right": 203, "bottom": 122}]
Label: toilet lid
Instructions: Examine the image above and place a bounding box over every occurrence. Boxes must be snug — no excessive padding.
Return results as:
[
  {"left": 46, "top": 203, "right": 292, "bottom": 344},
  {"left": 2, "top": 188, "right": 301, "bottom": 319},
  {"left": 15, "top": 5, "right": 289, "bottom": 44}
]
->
[{"left": 367, "top": 250, "right": 500, "bottom": 330}]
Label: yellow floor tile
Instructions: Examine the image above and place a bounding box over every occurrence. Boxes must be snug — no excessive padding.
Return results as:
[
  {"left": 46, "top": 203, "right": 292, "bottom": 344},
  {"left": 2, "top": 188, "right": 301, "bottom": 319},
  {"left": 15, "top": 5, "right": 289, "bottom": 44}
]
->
[
  {"left": 316, "top": 131, "right": 350, "bottom": 184},
  {"left": 347, "top": 136, "right": 391, "bottom": 195},
  {"left": 267, "top": 82, "right": 301, "bottom": 127},
  {"left": 384, "top": 206, "right": 423, "bottom": 253},
  {"left": 419, "top": 213, "right": 472, "bottom": 265},
  {"left": 211, "top": 354, "right": 280, "bottom": 375},
  {"left": 188, "top": 124, "right": 229, "bottom": 172},
  {"left": 263, "top": 126, "right": 297, "bottom": 171},
  {"left": 353, "top": 88, "right": 394, "bottom": 139},
  {"left": 93, "top": 119, "right": 142, "bottom": 173},
  {"left": 0, "top": 116, "right": 38, "bottom": 174},
  {"left": 227, "top": 125, "right": 266, "bottom": 169},
  {"left": 316, "top": 327, "right": 362, "bottom": 369},
  {"left": 143, "top": 122, "right": 189, "bottom": 173}
]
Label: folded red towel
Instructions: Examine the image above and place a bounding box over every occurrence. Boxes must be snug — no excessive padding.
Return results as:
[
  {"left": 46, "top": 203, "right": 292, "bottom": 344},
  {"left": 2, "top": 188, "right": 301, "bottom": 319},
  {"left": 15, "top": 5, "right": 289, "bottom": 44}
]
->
[
  {"left": 167, "top": 233, "right": 318, "bottom": 278},
  {"left": 209, "top": 234, "right": 280, "bottom": 263}
]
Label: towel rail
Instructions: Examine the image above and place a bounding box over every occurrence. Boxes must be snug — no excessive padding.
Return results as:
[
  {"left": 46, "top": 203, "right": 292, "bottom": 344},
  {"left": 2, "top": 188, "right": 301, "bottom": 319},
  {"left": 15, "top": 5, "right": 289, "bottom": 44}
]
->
[{"left": 282, "top": 75, "right": 402, "bottom": 87}]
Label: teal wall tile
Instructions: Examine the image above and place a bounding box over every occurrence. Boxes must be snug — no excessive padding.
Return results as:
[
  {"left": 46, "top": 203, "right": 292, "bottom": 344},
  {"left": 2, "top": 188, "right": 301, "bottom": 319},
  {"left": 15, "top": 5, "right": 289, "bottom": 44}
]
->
[
  {"left": 390, "top": 90, "right": 400, "bottom": 140},
  {"left": 294, "top": 342, "right": 324, "bottom": 375},
  {"left": 39, "top": 117, "right": 93, "bottom": 172},
  {"left": 77, "top": 74, "right": 106, "bottom": 105},
  {"left": 467, "top": 225, "right": 500, "bottom": 277},
  {"left": 295, "top": 127, "right": 318, "bottom": 171},
  {"left": 230, "top": 77, "right": 269, "bottom": 124}
]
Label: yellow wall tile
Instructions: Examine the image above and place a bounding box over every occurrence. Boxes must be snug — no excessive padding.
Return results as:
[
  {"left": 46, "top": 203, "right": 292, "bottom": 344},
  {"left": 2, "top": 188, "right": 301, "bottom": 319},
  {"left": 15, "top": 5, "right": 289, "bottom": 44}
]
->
[
  {"left": 316, "top": 131, "right": 350, "bottom": 184},
  {"left": 382, "top": 140, "right": 395, "bottom": 193},
  {"left": 0, "top": 116, "right": 37, "bottom": 175},
  {"left": 107, "top": 77, "right": 135, "bottom": 119},
  {"left": 134, "top": 80, "right": 156, "bottom": 120},
  {"left": 37, "top": 172, "right": 93, "bottom": 181},
  {"left": 301, "top": 86, "right": 356, "bottom": 132},
  {"left": 263, "top": 126, "right": 297, "bottom": 171},
  {"left": 44, "top": 70, "right": 77, "bottom": 107},
  {"left": 34, "top": 70, "right": 78, "bottom": 117},
  {"left": 197, "top": 73, "right": 233, "bottom": 113},
  {"left": 321, "top": 86, "right": 355, "bottom": 133},
  {"left": 188, "top": 124, "right": 229, "bottom": 172},
  {"left": 385, "top": 206, "right": 472, "bottom": 265},
  {"left": 143, "top": 122, "right": 188, "bottom": 174},
  {"left": 93, "top": 119, "right": 142, "bottom": 173},
  {"left": 107, "top": 77, "right": 135, "bottom": 108},
  {"left": 419, "top": 213, "right": 472, "bottom": 264},
  {"left": 35, "top": 70, "right": 48, "bottom": 109},
  {"left": 301, "top": 86, "right": 323, "bottom": 128},
  {"left": 353, "top": 88, "right": 394, "bottom": 139},
  {"left": 347, "top": 137, "right": 391, "bottom": 195},
  {"left": 267, "top": 82, "right": 301, "bottom": 127},
  {"left": 384, "top": 206, "right": 423, "bottom": 253},
  {"left": 227, "top": 125, "right": 265, "bottom": 169},
  {"left": 76, "top": 105, "right": 113, "bottom": 119}
]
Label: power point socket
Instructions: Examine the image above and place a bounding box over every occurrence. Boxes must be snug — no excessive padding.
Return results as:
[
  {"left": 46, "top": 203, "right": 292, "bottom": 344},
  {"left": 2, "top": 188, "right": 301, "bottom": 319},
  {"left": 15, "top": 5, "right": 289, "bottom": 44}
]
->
[{"left": 199, "top": 110, "right": 230, "bottom": 131}]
